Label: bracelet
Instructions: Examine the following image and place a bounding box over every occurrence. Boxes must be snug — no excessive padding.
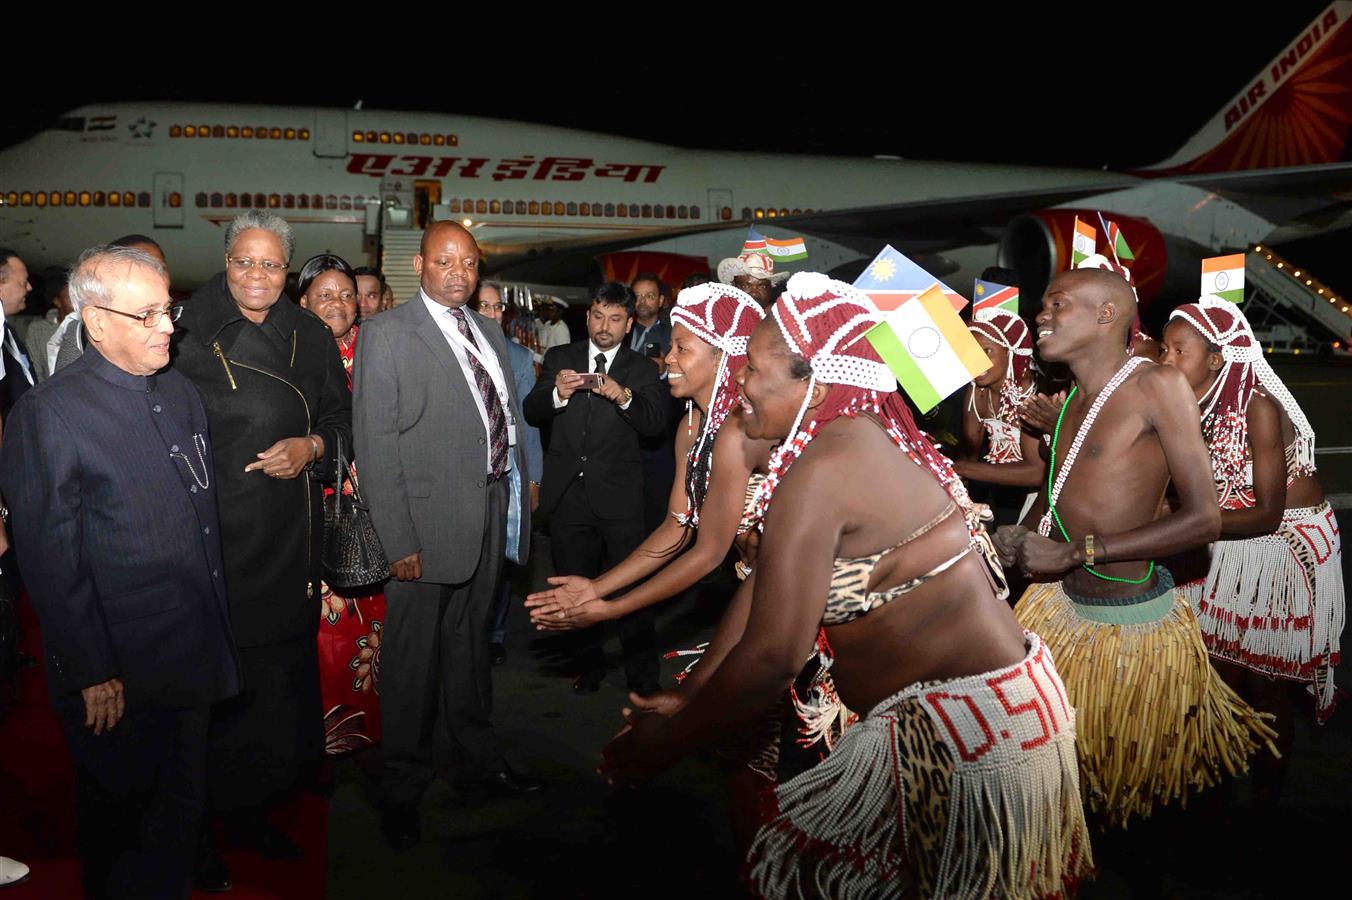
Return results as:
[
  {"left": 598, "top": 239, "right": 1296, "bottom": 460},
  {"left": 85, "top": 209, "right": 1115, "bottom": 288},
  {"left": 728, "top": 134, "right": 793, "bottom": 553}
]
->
[
  {"left": 307, "top": 435, "right": 322, "bottom": 467},
  {"left": 1084, "top": 533, "right": 1096, "bottom": 567}
]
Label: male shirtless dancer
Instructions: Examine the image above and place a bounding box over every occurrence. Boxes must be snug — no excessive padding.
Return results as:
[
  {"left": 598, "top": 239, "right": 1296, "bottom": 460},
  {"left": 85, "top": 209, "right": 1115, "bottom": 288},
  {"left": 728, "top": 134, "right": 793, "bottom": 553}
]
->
[{"left": 994, "top": 268, "right": 1274, "bottom": 828}]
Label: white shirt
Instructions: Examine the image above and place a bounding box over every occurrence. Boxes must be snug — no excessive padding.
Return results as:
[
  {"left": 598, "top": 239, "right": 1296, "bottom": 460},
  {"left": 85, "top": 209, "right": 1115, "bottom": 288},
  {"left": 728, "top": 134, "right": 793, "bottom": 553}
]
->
[
  {"left": 420, "top": 290, "right": 514, "bottom": 475},
  {"left": 552, "top": 341, "right": 631, "bottom": 409},
  {"left": 48, "top": 311, "right": 80, "bottom": 376},
  {"left": 536, "top": 319, "right": 571, "bottom": 353}
]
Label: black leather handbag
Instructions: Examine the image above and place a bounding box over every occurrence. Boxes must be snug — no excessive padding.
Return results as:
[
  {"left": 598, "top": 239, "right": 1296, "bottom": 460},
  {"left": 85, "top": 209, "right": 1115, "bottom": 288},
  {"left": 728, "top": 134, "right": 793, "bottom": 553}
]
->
[{"left": 322, "top": 435, "right": 390, "bottom": 592}]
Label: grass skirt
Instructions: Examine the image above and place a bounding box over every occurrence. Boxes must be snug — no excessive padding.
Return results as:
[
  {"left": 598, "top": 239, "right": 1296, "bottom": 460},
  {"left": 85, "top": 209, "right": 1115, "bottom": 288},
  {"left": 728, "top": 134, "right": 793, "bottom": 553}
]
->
[
  {"left": 1180, "top": 502, "right": 1344, "bottom": 723},
  {"left": 1016, "top": 568, "right": 1278, "bottom": 828},
  {"left": 746, "top": 633, "right": 1092, "bottom": 899}
]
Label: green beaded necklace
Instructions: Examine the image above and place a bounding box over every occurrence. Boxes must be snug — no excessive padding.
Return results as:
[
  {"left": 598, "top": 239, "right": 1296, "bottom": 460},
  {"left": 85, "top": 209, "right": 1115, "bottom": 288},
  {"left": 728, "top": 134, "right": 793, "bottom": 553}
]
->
[{"left": 1047, "top": 386, "right": 1156, "bottom": 585}]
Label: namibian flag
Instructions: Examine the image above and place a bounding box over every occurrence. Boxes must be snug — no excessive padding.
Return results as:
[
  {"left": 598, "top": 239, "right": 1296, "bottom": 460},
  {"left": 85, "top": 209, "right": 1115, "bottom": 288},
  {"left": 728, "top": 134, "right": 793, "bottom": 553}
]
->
[
  {"left": 1071, "top": 218, "right": 1096, "bottom": 267},
  {"left": 853, "top": 245, "right": 966, "bottom": 312},
  {"left": 1099, "top": 214, "right": 1136, "bottom": 262},
  {"left": 746, "top": 227, "right": 808, "bottom": 262},
  {"left": 864, "top": 284, "right": 991, "bottom": 413},
  {"left": 972, "top": 278, "right": 1019, "bottom": 319},
  {"left": 1201, "top": 254, "right": 1246, "bottom": 304}
]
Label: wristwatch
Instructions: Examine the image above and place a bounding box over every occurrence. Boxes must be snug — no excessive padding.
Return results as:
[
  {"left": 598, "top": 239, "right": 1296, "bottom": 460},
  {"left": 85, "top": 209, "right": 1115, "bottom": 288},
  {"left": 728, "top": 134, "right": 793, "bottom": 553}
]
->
[{"left": 621, "top": 387, "right": 633, "bottom": 405}]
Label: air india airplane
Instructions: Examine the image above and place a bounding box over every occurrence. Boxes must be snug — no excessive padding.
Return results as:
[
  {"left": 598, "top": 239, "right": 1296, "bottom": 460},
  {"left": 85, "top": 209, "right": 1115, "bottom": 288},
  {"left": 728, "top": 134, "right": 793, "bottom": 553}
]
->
[{"left": 1, "top": 1, "right": 1349, "bottom": 322}]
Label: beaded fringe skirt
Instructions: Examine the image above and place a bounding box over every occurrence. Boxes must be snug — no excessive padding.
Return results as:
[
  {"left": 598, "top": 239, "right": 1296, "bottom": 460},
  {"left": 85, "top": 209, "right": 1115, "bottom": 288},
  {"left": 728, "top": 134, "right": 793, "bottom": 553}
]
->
[
  {"left": 746, "top": 634, "right": 1092, "bottom": 899},
  {"left": 1016, "top": 569, "right": 1278, "bottom": 828},
  {"left": 1180, "top": 501, "right": 1345, "bottom": 723}
]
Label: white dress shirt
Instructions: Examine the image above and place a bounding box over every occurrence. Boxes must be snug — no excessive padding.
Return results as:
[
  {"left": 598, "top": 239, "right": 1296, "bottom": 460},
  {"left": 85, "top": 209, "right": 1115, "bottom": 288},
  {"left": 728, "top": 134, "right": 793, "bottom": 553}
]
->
[
  {"left": 553, "top": 341, "right": 631, "bottom": 409},
  {"left": 420, "top": 290, "right": 514, "bottom": 474}
]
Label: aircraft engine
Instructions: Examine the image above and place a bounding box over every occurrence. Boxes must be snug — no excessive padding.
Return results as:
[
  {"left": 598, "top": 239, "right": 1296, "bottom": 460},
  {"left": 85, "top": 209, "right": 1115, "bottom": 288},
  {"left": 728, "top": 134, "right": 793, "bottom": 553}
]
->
[{"left": 997, "top": 210, "right": 1169, "bottom": 313}]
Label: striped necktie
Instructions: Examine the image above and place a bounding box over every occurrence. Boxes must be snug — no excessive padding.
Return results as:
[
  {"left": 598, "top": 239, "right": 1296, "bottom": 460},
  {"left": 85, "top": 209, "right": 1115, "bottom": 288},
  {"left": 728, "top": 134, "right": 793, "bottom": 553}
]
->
[{"left": 449, "top": 307, "right": 508, "bottom": 478}]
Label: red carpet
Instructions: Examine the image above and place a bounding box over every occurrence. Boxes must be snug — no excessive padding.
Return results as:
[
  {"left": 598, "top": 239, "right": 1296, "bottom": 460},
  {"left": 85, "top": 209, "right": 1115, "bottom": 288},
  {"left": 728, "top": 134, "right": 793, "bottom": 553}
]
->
[{"left": 0, "top": 594, "right": 327, "bottom": 899}]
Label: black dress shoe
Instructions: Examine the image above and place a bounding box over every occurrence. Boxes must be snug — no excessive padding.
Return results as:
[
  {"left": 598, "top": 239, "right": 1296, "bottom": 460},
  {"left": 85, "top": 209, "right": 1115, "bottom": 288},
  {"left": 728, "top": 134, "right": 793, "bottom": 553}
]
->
[
  {"left": 193, "top": 835, "right": 232, "bottom": 894},
  {"left": 572, "top": 670, "right": 603, "bottom": 694},
  {"left": 381, "top": 806, "right": 421, "bottom": 851},
  {"left": 226, "top": 817, "right": 303, "bottom": 862},
  {"left": 490, "top": 641, "right": 507, "bottom": 665},
  {"left": 485, "top": 764, "right": 545, "bottom": 796}
]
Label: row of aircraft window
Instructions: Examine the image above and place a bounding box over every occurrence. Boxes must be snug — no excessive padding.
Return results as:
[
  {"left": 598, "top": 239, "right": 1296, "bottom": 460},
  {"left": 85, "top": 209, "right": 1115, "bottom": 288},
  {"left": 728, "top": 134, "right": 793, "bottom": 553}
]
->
[
  {"left": 169, "top": 125, "right": 312, "bottom": 141},
  {"left": 351, "top": 131, "right": 460, "bottom": 147},
  {"left": 1, "top": 191, "right": 816, "bottom": 224},
  {"left": 2, "top": 191, "right": 148, "bottom": 208}
]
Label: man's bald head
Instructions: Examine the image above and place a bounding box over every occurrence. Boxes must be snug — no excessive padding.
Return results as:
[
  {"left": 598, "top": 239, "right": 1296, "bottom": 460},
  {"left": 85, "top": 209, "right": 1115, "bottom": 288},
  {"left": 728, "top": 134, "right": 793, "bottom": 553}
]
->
[
  {"left": 1036, "top": 268, "right": 1139, "bottom": 363},
  {"left": 419, "top": 220, "right": 477, "bottom": 257},
  {"left": 414, "top": 220, "right": 481, "bottom": 308}
]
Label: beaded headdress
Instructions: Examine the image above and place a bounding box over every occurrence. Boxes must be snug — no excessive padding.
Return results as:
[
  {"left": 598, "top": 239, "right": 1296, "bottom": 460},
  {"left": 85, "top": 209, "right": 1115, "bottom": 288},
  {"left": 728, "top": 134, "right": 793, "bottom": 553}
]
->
[
  {"left": 750, "top": 272, "right": 973, "bottom": 527},
  {"left": 1169, "top": 295, "right": 1316, "bottom": 507},
  {"left": 668, "top": 283, "right": 765, "bottom": 526}
]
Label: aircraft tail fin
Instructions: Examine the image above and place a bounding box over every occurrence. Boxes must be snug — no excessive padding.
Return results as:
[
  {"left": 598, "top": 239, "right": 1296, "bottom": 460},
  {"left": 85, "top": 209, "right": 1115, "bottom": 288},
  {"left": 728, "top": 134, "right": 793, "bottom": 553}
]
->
[{"left": 1147, "top": 1, "right": 1352, "bottom": 174}]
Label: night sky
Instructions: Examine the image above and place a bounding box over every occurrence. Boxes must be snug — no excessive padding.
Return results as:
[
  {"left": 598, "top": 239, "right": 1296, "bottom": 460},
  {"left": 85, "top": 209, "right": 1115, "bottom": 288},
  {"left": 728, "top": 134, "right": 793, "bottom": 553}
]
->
[{"left": 2, "top": 4, "right": 1346, "bottom": 278}]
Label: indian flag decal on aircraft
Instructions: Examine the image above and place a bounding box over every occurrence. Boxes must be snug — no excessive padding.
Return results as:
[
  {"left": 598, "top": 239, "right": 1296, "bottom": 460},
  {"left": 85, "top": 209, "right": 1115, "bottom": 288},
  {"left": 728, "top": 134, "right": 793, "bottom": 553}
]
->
[
  {"left": 864, "top": 284, "right": 991, "bottom": 413},
  {"left": 1201, "top": 254, "right": 1246, "bottom": 303},
  {"left": 1071, "top": 218, "right": 1096, "bottom": 267}
]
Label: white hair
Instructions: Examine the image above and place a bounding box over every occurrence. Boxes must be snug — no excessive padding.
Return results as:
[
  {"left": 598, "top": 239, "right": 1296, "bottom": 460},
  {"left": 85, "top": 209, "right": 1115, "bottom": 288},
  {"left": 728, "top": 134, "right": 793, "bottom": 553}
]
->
[
  {"left": 67, "top": 244, "right": 168, "bottom": 313},
  {"left": 224, "top": 210, "right": 295, "bottom": 261}
]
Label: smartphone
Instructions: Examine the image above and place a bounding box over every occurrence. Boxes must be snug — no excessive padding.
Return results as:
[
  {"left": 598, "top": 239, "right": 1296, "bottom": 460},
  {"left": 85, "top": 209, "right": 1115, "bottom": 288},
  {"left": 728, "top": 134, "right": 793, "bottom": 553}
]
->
[{"left": 574, "top": 372, "right": 604, "bottom": 390}]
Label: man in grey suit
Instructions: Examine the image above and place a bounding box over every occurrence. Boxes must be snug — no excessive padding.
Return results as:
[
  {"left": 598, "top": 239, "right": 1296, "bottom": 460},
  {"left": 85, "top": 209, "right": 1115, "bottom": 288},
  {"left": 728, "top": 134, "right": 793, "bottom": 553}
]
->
[{"left": 353, "top": 221, "right": 539, "bottom": 851}]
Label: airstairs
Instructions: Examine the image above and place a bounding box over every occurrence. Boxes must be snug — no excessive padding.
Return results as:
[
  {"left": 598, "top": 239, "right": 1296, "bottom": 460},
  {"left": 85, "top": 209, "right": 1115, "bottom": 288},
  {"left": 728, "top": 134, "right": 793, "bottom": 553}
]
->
[{"left": 1244, "top": 246, "right": 1350, "bottom": 351}]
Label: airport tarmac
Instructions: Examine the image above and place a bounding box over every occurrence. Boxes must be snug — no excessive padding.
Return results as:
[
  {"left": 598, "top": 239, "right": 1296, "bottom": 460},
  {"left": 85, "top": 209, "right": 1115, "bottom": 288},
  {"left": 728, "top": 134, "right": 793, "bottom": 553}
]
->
[{"left": 325, "top": 359, "right": 1352, "bottom": 899}]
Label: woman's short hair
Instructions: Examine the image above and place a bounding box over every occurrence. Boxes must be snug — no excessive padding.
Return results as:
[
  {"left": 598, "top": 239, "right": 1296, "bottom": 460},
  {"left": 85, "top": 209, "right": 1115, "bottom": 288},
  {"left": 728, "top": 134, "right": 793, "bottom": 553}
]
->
[
  {"left": 225, "top": 211, "right": 295, "bottom": 261},
  {"left": 296, "top": 254, "right": 357, "bottom": 298}
]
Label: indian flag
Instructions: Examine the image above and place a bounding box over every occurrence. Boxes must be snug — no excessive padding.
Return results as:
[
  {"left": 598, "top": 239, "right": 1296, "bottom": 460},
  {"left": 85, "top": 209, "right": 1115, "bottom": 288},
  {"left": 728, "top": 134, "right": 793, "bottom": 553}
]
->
[
  {"left": 1201, "top": 254, "right": 1246, "bottom": 303},
  {"left": 764, "top": 235, "right": 808, "bottom": 262},
  {"left": 1071, "top": 218, "right": 1096, "bottom": 267},
  {"left": 864, "top": 284, "right": 992, "bottom": 414}
]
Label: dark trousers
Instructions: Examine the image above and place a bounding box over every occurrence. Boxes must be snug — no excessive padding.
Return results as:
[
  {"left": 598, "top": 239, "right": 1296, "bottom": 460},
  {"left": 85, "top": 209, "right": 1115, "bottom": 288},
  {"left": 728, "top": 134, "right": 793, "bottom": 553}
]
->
[
  {"left": 381, "top": 478, "right": 507, "bottom": 808},
  {"left": 550, "top": 477, "right": 660, "bottom": 693},
  {"left": 207, "top": 636, "right": 323, "bottom": 813},
  {"left": 53, "top": 697, "right": 210, "bottom": 900}
]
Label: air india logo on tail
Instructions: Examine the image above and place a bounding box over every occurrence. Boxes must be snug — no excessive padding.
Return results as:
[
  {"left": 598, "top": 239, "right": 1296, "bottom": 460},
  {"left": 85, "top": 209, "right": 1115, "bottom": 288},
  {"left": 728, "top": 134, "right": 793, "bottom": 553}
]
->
[{"left": 1147, "top": 1, "right": 1352, "bottom": 174}]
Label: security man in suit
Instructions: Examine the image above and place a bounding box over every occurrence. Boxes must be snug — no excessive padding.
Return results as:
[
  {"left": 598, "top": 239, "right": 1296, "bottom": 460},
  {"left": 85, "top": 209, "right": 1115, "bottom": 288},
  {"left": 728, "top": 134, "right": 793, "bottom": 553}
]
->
[
  {"left": 523, "top": 281, "right": 667, "bottom": 696},
  {"left": 354, "top": 221, "right": 538, "bottom": 852},
  {"left": 0, "top": 245, "right": 239, "bottom": 899}
]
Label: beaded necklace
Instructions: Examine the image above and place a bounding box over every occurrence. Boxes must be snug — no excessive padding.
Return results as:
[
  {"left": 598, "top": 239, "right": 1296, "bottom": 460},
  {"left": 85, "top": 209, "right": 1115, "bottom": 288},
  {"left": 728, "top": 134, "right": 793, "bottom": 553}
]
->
[{"left": 1039, "top": 355, "right": 1155, "bottom": 585}]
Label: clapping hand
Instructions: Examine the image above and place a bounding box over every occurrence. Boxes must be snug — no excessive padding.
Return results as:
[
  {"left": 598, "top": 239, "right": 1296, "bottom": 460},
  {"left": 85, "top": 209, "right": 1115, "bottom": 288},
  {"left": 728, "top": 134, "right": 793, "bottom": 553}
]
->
[{"left": 1018, "top": 391, "right": 1068, "bottom": 435}]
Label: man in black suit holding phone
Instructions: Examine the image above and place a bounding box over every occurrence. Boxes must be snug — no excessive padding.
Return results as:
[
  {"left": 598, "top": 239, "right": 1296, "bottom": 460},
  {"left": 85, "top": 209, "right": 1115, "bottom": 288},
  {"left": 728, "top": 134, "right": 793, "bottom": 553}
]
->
[{"left": 523, "top": 282, "right": 666, "bottom": 695}]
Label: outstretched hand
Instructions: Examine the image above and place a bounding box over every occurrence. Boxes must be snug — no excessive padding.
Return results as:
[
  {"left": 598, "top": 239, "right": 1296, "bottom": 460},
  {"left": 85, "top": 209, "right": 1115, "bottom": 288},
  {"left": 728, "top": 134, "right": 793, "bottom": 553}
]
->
[
  {"left": 532, "top": 598, "right": 612, "bottom": 632},
  {"left": 599, "top": 709, "right": 678, "bottom": 787},
  {"left": 525, "top": 576, "right": 600, "bottom": 617}
]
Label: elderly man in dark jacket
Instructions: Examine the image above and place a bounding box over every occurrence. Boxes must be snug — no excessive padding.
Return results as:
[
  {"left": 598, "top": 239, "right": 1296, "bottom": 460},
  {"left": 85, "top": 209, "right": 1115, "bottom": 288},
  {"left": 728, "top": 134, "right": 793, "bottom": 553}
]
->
[
  {"left": 0, "top": 244, "right": 240, "bottom": 899},
  {"left": 171, "top": 211, "right": 351, "bottom": 885}
]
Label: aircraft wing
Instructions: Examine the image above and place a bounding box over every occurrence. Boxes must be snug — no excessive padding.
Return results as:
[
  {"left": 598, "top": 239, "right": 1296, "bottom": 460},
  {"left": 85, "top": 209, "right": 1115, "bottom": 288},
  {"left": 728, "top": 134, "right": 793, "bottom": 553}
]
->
[
  {"left": 486, "top": 179, "right": 1139, "bottom": 282},
  {"left": 1171, "top": 162, "right": 1352, "bottom": 229}
]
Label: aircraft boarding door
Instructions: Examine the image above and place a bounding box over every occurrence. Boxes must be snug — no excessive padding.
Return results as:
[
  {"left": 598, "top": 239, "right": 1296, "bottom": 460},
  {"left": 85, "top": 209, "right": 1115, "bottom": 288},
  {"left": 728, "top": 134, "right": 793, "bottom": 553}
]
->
[
  {"left": 313, "top": 110, "right": 347, "bottom": 158},
  {"left": 707, "top": 189, "right": 734, "bottom": 224},
  {"left": 153, "top": 172, "right": 184, "bottom": 228}
]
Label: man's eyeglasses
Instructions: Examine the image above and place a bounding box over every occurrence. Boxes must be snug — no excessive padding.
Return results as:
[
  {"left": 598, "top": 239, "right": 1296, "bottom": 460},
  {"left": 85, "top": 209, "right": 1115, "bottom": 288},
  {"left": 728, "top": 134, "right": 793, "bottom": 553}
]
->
[
  {"left": 227, "top": 257, "right": 288, "bottom": 273},
  {"left": 93, "top": 305, "right": 184, "bottom": 328},
  {"left": 477, "top": 302, "right": 507, "bottom": 313}
]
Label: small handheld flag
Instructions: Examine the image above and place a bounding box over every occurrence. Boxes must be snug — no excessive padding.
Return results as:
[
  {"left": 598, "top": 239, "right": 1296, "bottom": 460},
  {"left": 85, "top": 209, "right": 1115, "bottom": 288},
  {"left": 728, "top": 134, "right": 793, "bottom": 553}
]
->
[
  {"left": 1201, "top": 254, "right": 1246, "bottom": 304},
  {"left": 746, "top": 227, "right": 808, "bottom": 262},
  {"left": 1102, "top": 216, "right": 1135, "bottom": 262},
  {"left": 864, "top": 283, "right": 991, "bottom": 413},
  {"left": 853, "top": 245, "right": 966, "bottom": 312},
  {"left": 1071, "top": 218, "right": 1096, "bottom": 268},
  {"left": 972, "top": 278, "right": 1020, "bottom": 320}
]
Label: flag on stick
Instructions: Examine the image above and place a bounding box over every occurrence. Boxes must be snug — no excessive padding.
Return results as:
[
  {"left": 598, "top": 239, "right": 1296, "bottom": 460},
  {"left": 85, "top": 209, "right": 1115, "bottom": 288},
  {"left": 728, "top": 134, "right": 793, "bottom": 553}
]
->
[
  {"left": 864, "top": 284, "right": 991, "bottom": 413},
  {"left": 1071, "top": 218, "right": 1096, "bottom": 268},
  {"left": 853, "top": 245, "right": 966, "bottom": 312},
  {"left": 1201, "top": 254, "right": 1246, "bottom": 304},
  {"left": 972, "top": 278, "right": 1020, "bottom": 319},
  {"left": 746, "top": 227, "right": 808, "bottom": 262}
]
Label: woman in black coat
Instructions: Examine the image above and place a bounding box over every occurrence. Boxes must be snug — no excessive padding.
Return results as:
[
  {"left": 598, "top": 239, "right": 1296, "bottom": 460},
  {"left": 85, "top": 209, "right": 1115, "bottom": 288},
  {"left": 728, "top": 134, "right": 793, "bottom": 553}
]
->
[{"left": 172, "top": 211, "right": 351, "bottom": 884}]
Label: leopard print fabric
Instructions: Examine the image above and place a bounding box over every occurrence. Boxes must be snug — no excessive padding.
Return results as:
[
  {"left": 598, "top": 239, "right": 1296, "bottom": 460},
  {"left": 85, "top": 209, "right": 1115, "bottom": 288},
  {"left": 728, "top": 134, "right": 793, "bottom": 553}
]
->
[{"left": 895, "top": 689, "right": 959, "bottom": 896}]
